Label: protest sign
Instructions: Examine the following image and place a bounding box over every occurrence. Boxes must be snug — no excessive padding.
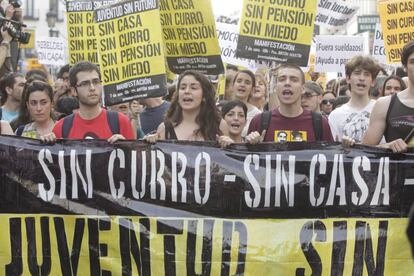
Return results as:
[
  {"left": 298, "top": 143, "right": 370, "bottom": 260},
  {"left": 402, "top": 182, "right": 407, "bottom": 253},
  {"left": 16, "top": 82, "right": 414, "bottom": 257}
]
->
[
  {"left": 0, "top": 137, "right": 414, "bottom": 275},
  {"left": 373, "top": 23, "right": 387, "bottom": 65},
  {"left": 236, "top": 0, "right": 317, "bottom": 66},
  {"left": 315, "top": 0, "right": 359, "bottom": 29},
  {"left": 160, "top": 0, "right": 224, "bottom": 74},
  {"left": 66, "top": 0, "right": 118, "bottom": 65},
  {"left": 371, "top": 24, "right": 397, "bottom": 75},
  {"left": 35, "top": 36, "right": 66, "bottom": 66},
  {"left": 216, "top": 22, "right": 255, "bottom": 69},
  {"left": 378, "top": 0, "right": 414, "bottom": 64},
  {"left": 357, "top": 15, "right": 380, "bottom": 33},
  {"left": 94, "top": 0, "right": 167, "bottom": 106},
  {"left": 314, "top": 35, "right": 364, "bottom": 73}
]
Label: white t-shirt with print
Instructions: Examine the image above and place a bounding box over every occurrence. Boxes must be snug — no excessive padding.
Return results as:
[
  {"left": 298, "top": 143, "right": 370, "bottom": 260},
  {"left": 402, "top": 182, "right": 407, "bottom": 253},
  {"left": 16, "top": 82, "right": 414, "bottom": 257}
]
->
[{"left": 328, "top": 99, "right": 376, "bottom": 142}]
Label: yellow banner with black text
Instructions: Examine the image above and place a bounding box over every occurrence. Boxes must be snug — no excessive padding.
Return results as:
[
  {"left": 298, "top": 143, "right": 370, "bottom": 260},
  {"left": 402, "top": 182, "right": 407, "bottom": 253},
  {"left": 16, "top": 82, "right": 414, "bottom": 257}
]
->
[{"left": 0, "top": 215, "right": 412, "bottom": 275}]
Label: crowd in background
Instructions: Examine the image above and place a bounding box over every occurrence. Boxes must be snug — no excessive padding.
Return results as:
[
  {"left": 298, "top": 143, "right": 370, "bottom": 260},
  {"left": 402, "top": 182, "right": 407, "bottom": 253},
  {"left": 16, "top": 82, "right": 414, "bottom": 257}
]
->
[{"left": 0, "top": 41, "right": 413, "bottom": 155}]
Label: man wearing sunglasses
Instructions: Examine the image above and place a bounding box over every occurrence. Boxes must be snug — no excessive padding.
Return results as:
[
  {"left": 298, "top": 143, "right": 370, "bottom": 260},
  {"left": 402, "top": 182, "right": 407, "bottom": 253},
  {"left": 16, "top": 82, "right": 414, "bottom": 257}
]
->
[
  {"left": 328, "top": 55, "right": 380, "bottom": 142},
  {"left": 301, "top": 81, "right": 323, "bottom": 113},
  {"left": 320, "top": 96, "right": 336, "bottom": 115},
  {"left": 41, "top": 61, "right": 135, "bottom": 143}
]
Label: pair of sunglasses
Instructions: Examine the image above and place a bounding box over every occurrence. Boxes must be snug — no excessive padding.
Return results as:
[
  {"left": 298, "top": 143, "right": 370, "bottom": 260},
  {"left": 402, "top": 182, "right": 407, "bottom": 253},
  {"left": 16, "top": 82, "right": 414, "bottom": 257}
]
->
[{"left": 321, "top": 99, "right": 335, "bottom": 105}]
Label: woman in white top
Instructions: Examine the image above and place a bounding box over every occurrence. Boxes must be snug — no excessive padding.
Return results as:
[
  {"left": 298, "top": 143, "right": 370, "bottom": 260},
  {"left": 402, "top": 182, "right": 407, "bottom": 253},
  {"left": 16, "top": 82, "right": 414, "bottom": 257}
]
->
[{"left": 232, "top": 69, "right": 261, "bottom": 136}]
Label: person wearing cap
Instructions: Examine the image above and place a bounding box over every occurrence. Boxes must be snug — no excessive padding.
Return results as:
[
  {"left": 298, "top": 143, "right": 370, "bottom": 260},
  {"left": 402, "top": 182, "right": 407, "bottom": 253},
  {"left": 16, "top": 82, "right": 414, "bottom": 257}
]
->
[{"left": 301, "top": 81, "right": 323, "bottom": 113}]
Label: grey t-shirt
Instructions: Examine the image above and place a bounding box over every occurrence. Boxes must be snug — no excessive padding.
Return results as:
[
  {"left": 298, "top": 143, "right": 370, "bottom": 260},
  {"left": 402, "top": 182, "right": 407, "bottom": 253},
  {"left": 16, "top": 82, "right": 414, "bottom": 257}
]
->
[{"left": 140, "top": 101, "right": 170, "bottom": 134}]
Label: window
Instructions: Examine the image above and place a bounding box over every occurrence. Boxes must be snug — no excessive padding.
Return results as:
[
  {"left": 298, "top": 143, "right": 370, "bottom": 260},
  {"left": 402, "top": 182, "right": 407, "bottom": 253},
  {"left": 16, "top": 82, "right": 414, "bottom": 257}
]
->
[
  {"left": 23, "top": 0, "right": 39, "bottom": 20},
  {"left": 49, "top": 0, "right": 65, "bottom": 22}
]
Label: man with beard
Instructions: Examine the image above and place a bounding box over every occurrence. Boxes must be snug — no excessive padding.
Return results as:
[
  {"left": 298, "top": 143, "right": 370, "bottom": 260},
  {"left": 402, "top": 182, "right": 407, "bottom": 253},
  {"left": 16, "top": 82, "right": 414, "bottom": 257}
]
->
[
  {"left": 0, "top": 72, "right": 25, "bottom": 122},
  {"left": 328, "top": 55, "right": 380, "bottom": 142},
  {"left": 41, "top": 61, "right": 134, "bottom": 142},
  {"left": 53, "top": 64, "right": 74, "bottom": 104}
]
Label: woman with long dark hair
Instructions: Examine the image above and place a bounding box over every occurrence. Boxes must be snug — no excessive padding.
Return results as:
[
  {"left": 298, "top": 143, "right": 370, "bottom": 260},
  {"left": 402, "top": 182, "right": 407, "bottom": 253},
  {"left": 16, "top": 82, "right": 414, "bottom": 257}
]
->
[
  {"left": 382, "top": 75, "right": 406, "bottom": 96},
  {"left": 15, "top": 81, "right": 55, "bottom": 139},
  {"left": 10, "top": 74, "right": 48, "bottom": 130},
  {"left": 146, "top": 70, "right": 228, "bottom": 141}
]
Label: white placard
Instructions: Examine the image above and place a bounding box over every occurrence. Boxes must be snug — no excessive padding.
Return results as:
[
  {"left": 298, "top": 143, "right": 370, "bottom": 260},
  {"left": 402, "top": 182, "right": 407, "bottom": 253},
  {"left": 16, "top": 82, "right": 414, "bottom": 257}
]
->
[
  {"left": 216, "top": 22, "right": 256, "bottom": 70},
  {"left": 315, "top": 35, "right": 364, "bottom": 73},
  {"left": 315, "top": 0, "right": 359, "bottom": 29},
  {"left": 35, "top": 36, "right": 66, "bottom": 66},
  {"left": 372, "top": 23, "right": 387, "bottom": 64}
]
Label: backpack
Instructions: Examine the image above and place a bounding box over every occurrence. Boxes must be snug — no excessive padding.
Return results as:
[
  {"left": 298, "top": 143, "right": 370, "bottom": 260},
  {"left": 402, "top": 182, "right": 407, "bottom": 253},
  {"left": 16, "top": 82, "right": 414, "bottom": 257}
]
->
[
  {"left": 62, "top": 110, "right": 120, "bottom": 138},
  {"left": 260, "top": 111, "right": 323, "bottom": 141}
]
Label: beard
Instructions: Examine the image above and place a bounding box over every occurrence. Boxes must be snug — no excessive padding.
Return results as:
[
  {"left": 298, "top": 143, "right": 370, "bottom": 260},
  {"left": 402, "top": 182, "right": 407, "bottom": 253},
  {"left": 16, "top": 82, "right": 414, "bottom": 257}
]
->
[{"left": 77, "top": 93, "right": 101, "bottom": 107}]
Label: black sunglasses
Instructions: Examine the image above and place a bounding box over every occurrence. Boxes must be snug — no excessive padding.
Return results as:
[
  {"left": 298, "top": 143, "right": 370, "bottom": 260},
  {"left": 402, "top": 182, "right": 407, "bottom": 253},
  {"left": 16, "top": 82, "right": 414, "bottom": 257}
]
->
[{"left": 321, "top": 99, "right": 335, "bottom": 105}]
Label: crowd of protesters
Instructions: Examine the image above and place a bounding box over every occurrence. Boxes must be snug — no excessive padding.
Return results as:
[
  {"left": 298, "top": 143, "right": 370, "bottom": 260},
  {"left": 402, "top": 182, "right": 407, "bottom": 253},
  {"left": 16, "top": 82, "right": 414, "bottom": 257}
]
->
[
  {"left": 0, "top": 41, "right": 413, "bottom": 156},
  {"left": 0, "top": 9, "right": 413, "bottom": 256}
]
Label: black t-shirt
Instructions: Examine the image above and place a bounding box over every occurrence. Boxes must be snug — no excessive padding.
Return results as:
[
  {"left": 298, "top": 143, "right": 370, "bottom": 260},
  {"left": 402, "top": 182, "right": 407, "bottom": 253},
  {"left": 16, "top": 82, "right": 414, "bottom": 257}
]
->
[{"left": 384, "top": 94, "right": 414, "bottom": 145}]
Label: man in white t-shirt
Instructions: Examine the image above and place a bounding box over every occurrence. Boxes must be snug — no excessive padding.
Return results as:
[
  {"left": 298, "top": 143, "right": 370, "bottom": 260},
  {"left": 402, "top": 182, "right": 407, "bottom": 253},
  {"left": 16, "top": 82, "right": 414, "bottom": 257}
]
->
[{"left": 328, "top": 55, "right": 380, "bottom": 142}]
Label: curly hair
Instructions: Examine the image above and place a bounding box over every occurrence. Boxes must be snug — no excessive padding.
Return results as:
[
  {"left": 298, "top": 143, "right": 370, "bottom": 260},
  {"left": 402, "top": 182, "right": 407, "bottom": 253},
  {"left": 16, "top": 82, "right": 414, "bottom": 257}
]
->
[
  {"left": 166, "top": 70, "right": 222, "bottom": 141},
  {"left": 345, "top": 55, "right": 380, "bottom": 79}
]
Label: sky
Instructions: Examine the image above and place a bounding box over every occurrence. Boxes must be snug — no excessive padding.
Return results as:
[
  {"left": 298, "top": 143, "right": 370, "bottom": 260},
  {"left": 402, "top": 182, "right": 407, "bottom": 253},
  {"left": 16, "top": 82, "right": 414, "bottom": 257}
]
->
[{"left": 211, "top": 0, "right": 243, "bottom": 17}]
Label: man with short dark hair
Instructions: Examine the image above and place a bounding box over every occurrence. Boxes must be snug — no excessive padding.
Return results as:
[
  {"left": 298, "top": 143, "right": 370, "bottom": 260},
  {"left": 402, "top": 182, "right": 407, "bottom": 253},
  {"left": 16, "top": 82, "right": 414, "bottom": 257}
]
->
[
  {"left": 57, "top": 64, "right": 70, "bottom": 81},
  {"left": 328, "top": 55, "right": 380, "bottom": 142},
  {"left": 41, "top": 61, "right": 135, "bottom": 142},
  {"left": 0, "top": 72, "right": 25, "bottom": 122},
  {"left": 139, "top": 97, "right": 170, "bottom": 134},
  {"left": 362, "top": 41, "right": 414, "bottom": 152},
  {"left": 54, "top": 64, "right": 73, "bottom": 103},
  {"left": 247, "top": 64, "right": 333, "bottom": 143}
]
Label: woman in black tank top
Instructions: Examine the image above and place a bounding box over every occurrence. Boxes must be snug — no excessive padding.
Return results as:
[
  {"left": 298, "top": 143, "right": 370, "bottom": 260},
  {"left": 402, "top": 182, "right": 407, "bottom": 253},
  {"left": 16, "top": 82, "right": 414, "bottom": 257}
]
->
[{"left": 145, "top": 70, "right": 229, "bottom": 142}]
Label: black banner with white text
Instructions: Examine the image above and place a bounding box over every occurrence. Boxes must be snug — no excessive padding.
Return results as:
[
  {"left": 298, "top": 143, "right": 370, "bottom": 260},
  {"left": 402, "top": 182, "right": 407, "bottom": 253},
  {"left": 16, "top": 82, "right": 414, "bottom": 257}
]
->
[{"left": 0, "top": 137, "right": 413, "bottom": 275}]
